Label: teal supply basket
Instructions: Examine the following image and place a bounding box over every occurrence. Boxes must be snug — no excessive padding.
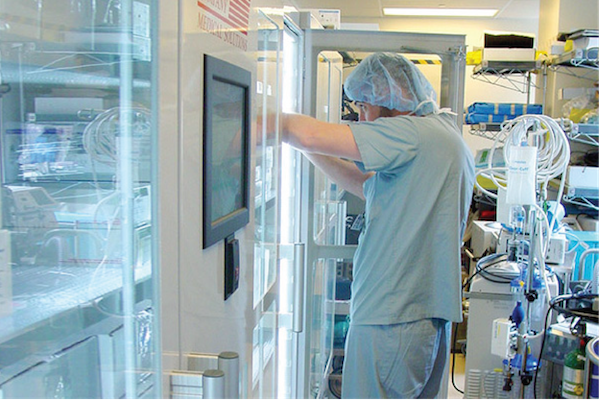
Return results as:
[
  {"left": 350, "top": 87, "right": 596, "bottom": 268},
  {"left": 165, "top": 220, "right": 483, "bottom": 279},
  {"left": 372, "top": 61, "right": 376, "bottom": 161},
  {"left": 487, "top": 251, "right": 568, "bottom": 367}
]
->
[{"left": 566, "top": 230, "right": 599, "bottom": 281}]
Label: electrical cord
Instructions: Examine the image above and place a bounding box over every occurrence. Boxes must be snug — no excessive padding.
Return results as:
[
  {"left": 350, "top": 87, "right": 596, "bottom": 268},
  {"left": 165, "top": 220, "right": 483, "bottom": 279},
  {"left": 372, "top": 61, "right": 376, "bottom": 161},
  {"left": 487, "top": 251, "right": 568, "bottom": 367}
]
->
[
  {"left": 533, "top": 305, "right": 553, "bottom": 399},
  {"left": 550, "top": 291, "right": 600, "bottom": 323},
  {"left": 550, "top": 292, "right": 598, "bottom": 307},
  {"left": 463, "top": 253, "right": 514, "bottom": 290},
  {"left": 451, "top": 322, "right": 464, "bottom": 395},
  {"left": 457, "top": 255, "right": 514, "bottom": 396},
  {"left": 458, "top": 254, "right": 515, "bottom": 396}
]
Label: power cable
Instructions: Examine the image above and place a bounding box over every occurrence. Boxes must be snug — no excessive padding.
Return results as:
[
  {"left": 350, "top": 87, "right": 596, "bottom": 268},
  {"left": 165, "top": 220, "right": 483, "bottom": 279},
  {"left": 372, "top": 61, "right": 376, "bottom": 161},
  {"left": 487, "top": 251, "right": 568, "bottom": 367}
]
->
[{"left": 451, "top": 322, "right": 464, "bottom": 395}]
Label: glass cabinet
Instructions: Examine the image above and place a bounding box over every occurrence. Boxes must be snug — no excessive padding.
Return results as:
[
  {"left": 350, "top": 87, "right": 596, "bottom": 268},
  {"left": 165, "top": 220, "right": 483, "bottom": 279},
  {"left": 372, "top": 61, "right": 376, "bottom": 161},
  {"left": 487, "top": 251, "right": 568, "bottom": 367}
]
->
[
  {"left": 307, "top": 50, "right": 346, "bottom": 399},
  {"left": 296, "top": 26, "right": 466, "bottom": 399},
  {"left": 0, "top": 0, "right": 161, "bottom": 397},
  {"left": 253, "top": 9, "right": 283, "bottom": 399}
]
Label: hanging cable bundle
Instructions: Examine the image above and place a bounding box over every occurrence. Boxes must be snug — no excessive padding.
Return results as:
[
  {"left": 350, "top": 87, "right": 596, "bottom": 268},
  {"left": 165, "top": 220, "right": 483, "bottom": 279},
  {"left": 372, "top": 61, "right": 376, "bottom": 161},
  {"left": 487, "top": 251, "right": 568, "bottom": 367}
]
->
[{"left": 475, "top": 114, "right": 571, "bottom": 201}]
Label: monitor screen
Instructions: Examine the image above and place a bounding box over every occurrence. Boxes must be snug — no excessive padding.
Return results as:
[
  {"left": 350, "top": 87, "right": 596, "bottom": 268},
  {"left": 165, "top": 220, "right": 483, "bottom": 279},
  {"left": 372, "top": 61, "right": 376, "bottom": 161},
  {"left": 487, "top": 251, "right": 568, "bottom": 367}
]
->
[
  {"left": 209, "top": 79, "right": 245, "bottom": 222},
  {"left": 203, "top": 55, "right": 251, "bottom": 248}
]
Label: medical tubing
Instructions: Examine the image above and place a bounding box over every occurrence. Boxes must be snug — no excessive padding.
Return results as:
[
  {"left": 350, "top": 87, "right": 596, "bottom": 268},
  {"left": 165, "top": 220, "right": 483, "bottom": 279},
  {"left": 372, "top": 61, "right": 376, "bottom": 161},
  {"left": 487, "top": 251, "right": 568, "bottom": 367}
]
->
[
  {"left": 521, "top": 215, "right": 554, "bottom": 309},
  {"left": 578, "top": 248, "right": 599, "bottom": 281},
  {"left": 475, "top": 167, "right": 506, "bottom": 199},
  {"left": 475, "top": 123, "right": 512, "bottom": 199},
  {"left": 502, "top": 116, "right": 570, "bottom": 184},
  {"left": 529, "top": 219, "right": 553, "bottom": 306},
  {"left": 537, "top": 235, "right": 554, "bottom": 306},
  {"left": 532, "top": 203, "right": 551, "bottom": 257}
]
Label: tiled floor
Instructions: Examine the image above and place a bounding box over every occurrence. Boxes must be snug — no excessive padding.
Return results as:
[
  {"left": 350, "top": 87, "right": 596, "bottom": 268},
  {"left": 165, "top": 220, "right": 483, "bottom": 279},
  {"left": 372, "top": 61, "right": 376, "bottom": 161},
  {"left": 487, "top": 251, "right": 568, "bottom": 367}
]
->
[{"left": 447, "top": 353, "right": 465, "bottom": 399}]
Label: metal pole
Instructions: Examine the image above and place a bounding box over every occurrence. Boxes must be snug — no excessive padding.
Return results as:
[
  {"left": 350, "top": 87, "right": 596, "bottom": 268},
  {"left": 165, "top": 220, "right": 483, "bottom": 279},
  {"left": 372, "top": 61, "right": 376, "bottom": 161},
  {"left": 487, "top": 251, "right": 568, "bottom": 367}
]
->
[
  {"left": 218, "top": 352, "right": 239, "bottom": 399},
  {"left": 202, "top": 369, "right": 225, "bottom": 399}
]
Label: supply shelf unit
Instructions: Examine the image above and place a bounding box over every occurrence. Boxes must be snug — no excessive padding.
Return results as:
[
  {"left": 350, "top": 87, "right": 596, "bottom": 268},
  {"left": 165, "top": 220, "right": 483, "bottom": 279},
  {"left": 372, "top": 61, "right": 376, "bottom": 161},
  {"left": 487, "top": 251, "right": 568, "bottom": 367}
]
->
[
  {"left": 469, "top": 59, "right": 544, "bottom": 140},
  {"left": 548, "top": 50, "right": 599, "bottom": 212},
  {"left": 468, "top": 50, "right": 599, "bottom": 145},
  {"left": 465, "top": 46, "right": 599, "bottom": 399},
  {"left": 548, "top": 50, "right": 599, "bottom": 146}
]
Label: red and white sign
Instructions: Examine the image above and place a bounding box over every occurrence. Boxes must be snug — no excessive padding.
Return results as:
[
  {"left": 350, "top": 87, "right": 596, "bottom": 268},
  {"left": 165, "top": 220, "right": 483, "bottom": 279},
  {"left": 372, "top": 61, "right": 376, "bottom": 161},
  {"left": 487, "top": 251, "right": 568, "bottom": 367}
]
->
[{"left": 197, "top": 0, "right": 250, "bottom": 51}]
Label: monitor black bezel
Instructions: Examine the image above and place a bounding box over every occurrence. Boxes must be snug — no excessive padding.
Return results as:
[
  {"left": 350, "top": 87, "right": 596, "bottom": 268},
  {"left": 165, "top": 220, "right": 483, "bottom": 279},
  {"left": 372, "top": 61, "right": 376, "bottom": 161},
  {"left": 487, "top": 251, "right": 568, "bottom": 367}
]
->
[{"left": 202, "top": 54, "right": 251, "bottom": 249}]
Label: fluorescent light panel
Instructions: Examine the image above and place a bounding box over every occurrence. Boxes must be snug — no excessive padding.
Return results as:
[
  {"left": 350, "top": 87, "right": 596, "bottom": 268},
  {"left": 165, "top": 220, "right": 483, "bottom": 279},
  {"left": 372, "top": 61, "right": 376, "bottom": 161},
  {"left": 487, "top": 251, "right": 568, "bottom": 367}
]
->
[{"left": 383, "top": 7, "right": 498, "bottom": 17}]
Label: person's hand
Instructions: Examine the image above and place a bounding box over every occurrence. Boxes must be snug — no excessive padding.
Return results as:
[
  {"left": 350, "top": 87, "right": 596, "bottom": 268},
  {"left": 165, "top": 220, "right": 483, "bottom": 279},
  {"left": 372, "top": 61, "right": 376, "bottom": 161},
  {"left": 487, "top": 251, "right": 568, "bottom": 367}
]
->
[{"left": 256, "top": 111, "right": 279, "bottom": 146}]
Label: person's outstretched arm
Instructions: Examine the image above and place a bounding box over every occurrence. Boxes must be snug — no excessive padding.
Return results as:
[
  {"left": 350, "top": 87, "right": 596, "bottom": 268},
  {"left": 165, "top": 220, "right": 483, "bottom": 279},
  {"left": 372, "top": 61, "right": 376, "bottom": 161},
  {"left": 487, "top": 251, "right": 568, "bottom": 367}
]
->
[
  {"left": 281, "top": 113, "right": 361, "bottom": 161},
  {"left": 303, "top": 152, "right": 372, "bottom": 200},
  {"left": 280, "top": 113, "right": 372, "bottom": 199},
  {"left": 258, "top": 112, "right": 372, "bottom": 198}
]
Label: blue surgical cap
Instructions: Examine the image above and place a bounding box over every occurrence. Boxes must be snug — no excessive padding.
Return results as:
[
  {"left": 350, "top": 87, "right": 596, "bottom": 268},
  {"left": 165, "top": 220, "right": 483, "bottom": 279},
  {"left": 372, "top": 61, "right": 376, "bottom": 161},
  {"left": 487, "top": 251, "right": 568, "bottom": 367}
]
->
[{"left": 344, "top": 52, "right": 438, "bottom": 116}]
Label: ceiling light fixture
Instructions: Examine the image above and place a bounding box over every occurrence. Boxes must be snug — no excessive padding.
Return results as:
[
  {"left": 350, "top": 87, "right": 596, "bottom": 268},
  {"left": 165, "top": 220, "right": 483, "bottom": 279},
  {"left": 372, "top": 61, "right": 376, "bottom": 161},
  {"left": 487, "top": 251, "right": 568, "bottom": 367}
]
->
[{"left": 382, "top": 8, "right": 498, "bottom": 17}]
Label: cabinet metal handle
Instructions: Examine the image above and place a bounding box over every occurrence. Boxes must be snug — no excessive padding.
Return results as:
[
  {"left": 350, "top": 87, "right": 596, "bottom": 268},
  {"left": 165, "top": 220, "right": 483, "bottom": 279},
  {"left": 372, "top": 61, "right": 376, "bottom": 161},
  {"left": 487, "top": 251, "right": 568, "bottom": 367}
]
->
[{"left": 293, "top": 243, "right": 305, "bottom": 333}]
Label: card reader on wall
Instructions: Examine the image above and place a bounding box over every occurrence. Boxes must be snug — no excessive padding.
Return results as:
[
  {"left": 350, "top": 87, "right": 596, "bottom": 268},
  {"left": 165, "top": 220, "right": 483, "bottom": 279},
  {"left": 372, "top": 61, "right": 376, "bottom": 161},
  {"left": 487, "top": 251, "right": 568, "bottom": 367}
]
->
[{"left": 224, "top": 235, "right": 239, "bottom": 300}]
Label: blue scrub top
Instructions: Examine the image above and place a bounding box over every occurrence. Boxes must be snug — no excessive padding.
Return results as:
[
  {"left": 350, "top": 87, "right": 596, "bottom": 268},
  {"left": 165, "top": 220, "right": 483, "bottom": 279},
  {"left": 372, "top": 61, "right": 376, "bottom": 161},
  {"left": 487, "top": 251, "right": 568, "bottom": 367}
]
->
[{"left": 349, "top": 113, "right": 475, "bottom": 325}]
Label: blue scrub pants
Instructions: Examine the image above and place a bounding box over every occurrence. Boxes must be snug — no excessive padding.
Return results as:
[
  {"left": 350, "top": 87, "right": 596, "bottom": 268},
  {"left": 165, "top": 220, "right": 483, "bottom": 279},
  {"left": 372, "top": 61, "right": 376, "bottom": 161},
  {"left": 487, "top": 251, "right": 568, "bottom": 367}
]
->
[{"left": 341, "top": 318, "right": 450, "bottom": 399}]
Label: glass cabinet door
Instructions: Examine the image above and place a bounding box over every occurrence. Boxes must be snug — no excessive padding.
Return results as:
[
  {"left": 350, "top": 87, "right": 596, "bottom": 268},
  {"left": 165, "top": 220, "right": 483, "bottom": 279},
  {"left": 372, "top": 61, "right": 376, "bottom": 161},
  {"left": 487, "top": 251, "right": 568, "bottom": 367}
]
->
[
  {"left": 253, "top": 9, "right": 282, "bottom": 399},
  {"left": 0, "top": 0, "right": 160, "bottom": 398},
  {"left": 278, "top": 20, "right": 304, "bottom": 400},
  {"left": 303, "top": 51, "right": 350, "bottom": 399}
]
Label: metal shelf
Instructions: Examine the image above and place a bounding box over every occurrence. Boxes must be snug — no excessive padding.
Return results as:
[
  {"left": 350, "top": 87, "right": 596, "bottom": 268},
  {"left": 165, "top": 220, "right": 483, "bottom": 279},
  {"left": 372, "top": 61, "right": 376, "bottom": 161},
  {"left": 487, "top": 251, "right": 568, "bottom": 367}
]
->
[
  {"left": 547, "top": 50, "right": 599, "bottom": 81},
  {"left": 468, "top": 123, "right": 505, "bottom": 141},
  {"left": 472, "top": 60, "right": 543, "bottom": 93},
  {"left": 561, "top": 122, "right": 599, "bottom": 147},
  {"left": 469, "top": 59, "right": 543, "bottom": 139},
  {"left": 562, "top": 194, "right": 599, "bottom": 211},
  {"left": 473, "top": 60, "right": 542, "bottom": 75},
  {"left": 551, "top": 49, "right": 599, "bottom": 69},
  {"left": 468, "top": 52, "right": 599, "bottom": 213}
]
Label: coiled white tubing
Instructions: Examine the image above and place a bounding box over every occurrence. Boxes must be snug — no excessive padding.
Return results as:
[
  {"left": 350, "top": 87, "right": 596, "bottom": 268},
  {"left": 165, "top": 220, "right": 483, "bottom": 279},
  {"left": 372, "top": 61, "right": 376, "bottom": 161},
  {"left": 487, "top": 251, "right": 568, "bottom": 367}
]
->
[{"left": 475, "top": 114, "right": 571, "bottom": 201}]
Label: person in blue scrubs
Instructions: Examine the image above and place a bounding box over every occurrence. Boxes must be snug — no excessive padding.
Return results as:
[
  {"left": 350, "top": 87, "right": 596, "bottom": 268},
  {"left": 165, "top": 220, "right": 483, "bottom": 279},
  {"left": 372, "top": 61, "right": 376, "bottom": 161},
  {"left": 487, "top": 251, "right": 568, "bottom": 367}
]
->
[{"left": 279, "top": 52, "right": 475, "bottom": 398}]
